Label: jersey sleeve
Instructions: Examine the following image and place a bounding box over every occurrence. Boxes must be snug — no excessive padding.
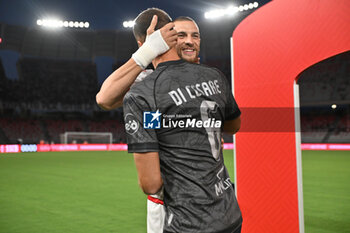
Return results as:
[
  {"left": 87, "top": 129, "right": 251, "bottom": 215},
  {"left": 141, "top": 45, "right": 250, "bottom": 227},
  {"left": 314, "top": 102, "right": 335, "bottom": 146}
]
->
[
  {"left": 222, "top": 74, "right": 241, "bottom": 120},
  {"left": 135, "top": 69, "right": 153, "bottom": 83},
  {"left": 123, "top": 91, "right": 159, "bottom": 153}
]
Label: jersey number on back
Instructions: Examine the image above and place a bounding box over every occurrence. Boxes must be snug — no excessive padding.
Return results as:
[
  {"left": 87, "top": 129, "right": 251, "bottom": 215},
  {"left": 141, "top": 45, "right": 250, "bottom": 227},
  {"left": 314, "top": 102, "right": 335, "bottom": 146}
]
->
[{"left": 200, "top": 100, "right": 221, "bottom": 161}]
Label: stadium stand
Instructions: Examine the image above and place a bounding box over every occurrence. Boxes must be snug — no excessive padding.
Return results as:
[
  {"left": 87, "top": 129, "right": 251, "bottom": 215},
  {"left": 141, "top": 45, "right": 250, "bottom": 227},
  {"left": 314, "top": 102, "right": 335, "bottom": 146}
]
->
[
  {"left": 0, "top": 58, "right": 6, "bottom": 81},
  {"left": 0, "top": 117, "right": 45, "bottom": 144},
  {"left": 0, "top": 22, "right": 348, "bottom": 145},
  {"left": 301, "top": 111, "right": 337, "bottom": 143},
  {"left": 17, "top": 57, "right": 98, "bottom": 105},
  {"left": 298, "top": 51, "right": 350, "bottom": 106},
  {"left": 298, "top": 51, "right": 350, "bottom": 143},
  {"left": 45, "top": 119, "right": 86, "bottom": 144},
  {"left": 87, "top": 118, "right": 126, "bottom": 143}
]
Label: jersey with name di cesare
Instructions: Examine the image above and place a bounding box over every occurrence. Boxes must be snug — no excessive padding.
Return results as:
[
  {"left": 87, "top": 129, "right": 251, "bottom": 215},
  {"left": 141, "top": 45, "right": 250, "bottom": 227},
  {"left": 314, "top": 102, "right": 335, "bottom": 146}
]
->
[{"left": 123, "top": 59, "right": 242, "bottom": 233}]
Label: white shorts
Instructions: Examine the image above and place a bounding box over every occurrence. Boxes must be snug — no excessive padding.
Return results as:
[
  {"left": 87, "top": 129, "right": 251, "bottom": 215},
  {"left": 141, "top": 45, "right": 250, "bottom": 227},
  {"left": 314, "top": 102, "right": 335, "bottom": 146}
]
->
[{"left": 147, "top": 195, "right": 165, "bottom": 233}]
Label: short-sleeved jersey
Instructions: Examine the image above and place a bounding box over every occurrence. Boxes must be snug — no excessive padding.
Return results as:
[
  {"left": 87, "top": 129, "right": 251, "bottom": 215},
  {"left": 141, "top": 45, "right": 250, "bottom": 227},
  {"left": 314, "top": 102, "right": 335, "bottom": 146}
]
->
[
  {"left": 135, "top": 69, "right": 153, "bottom": 83},
  {"left": 123, "top": 59, "right": 242, "bottom": 233}
]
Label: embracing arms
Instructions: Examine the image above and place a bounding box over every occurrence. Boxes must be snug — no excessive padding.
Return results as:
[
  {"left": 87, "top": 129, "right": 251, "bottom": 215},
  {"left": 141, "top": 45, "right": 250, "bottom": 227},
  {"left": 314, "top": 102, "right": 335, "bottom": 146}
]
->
[{"left": 96, "top": 16, "right": 177, "bottom": 110}]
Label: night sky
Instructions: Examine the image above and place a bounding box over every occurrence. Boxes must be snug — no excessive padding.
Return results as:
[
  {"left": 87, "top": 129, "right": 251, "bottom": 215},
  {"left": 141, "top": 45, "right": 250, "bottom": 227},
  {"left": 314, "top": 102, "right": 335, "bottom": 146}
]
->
[
  {"left": 0, "top": 0, "right": 267, "bottom": 29},
  {"left": 0, "top": 0, "right": 270, "bottom": 82}
]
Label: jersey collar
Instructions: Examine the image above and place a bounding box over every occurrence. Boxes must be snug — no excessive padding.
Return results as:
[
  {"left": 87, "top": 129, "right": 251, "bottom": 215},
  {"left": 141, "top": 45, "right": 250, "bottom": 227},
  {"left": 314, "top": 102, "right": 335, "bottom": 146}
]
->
[{"left": 157, "top": 59, "right": 186, "bottom": 68}]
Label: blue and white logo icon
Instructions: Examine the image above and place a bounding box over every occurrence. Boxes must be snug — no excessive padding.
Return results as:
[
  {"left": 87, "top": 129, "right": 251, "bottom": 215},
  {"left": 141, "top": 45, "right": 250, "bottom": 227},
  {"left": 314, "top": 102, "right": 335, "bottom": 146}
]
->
[{"left": 143, "top": 110, "right": 162, "bottom": 129}]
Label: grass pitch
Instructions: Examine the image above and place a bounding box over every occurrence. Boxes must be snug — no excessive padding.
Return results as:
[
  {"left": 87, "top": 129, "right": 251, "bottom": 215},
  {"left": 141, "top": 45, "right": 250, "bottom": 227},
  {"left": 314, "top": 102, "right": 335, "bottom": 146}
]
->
[
  {"left": 302, "top": 151, "right": 350, "bottom": 233},
  {"left": 0, "top": 150, "right": 349, "bottom": 233},
  {"left": 0, "top": 151, "right": 145, "bottom": 233}
]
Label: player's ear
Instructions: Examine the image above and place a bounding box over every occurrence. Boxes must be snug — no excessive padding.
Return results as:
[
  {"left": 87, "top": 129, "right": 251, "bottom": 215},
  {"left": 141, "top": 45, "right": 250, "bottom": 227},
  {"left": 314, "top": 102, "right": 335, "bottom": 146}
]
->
[{"left": 137, "top": 40, "right": 143, "bottom": 47}]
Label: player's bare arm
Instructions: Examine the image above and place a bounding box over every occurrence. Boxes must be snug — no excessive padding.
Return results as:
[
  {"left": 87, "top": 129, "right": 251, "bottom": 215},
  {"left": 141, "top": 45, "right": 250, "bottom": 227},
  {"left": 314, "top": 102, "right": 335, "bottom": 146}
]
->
[
  {"left": 96, "top": 15, "right": 177, "bottom": 110},
  {"left": 223, "top": 116, "right": 241, "bottom": 135},
  {"left": 96, "top": 60, "right": 142, "bottom": 110},
  {"left": 133, "top": 152, "right": 163, "bottom": 195}
]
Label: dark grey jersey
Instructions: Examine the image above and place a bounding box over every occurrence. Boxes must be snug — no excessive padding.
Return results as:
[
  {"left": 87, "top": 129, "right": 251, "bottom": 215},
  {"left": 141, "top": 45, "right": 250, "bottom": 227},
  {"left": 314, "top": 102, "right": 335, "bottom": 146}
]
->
[{"left": 123, "top": 60, "right": 242, "bottom": 233}]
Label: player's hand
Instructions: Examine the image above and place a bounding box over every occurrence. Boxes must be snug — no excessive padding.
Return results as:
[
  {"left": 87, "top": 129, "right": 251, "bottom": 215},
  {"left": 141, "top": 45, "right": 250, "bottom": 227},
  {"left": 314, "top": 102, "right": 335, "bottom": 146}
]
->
[
  {"left": 132, "top": 15, "right": 174, "bottom": 69},
  {"left": 147, "top": 15, "right": 177, "bottom": 49}
]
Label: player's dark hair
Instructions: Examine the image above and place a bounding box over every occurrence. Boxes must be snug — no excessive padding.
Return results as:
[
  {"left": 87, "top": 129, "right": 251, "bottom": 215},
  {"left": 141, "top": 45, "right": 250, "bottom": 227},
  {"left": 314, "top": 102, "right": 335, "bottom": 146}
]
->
[
  {"left": 174, "top": 16, "right": 196, "bottom": 23},
  {"left": 174, "top": 16, "right": 200, "bottom": 35},
  {"left": 133, "top": 8, "right": 172, "bottom": 43}
]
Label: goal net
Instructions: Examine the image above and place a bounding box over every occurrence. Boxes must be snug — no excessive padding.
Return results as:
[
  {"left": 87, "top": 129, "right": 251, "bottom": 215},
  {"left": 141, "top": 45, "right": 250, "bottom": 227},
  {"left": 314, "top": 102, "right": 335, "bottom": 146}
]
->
[{"left": 60, "top": 132, "right": 113, "bottom": 144}]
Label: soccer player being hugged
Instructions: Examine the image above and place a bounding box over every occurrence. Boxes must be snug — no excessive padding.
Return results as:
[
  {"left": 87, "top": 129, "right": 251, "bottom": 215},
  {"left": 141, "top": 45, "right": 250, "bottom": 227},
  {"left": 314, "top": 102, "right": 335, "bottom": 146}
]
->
[
  {"left": 121, "top": 8, "right": 242, "bottom": 233},
  {"left": 96, "top": 9, "right": 213, "bottom": 233}
]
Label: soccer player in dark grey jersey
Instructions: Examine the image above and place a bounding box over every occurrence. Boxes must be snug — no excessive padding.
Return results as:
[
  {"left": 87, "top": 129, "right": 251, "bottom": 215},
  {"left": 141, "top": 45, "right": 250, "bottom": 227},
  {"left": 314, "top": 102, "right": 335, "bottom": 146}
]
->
[{"left": 123, "top": 8, "right": 242, "bottom": 233}]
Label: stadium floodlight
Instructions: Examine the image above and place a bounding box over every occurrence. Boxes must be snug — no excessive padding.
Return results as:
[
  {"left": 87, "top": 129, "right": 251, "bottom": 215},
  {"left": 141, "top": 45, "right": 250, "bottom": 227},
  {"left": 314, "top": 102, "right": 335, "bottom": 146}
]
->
[
  {"left": 37, "top": 18, "right": 90, "bottom": 29},
  {"left": 331, "top": 104, "right": 337, "bottom": 109},
  {"left": 123, "top": 20, "right": 135, "bottom": 28},
  {"left": 226, "top": 6, "right": 239, "bottom": 16},
  {"left": 43, "top": 19, "right": 57, "bottom": 27},
  {"left": 204, "top": 1, "right": 259, "bottom": 19},
  {"left": 204, "top": 9, "right": 226, "bottom": 19}
]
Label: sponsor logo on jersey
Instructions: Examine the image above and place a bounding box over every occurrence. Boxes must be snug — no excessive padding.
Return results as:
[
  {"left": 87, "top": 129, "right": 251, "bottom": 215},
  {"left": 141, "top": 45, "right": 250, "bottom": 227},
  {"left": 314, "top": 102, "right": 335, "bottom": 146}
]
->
[
  {"left": 163, "top": 117, "right": 221, "bottom": 128},
  {"left": 214, "top": 166, "right": 232, "bottom": 196},
  {"left": 143, "top": 110, "right": 162, "bottom": 129},
  {"left": 125, "top": 113, "right": 139, "bottom": 135},
  {"left": 143, "top": 110, "right": 222, "bottom": 129}
]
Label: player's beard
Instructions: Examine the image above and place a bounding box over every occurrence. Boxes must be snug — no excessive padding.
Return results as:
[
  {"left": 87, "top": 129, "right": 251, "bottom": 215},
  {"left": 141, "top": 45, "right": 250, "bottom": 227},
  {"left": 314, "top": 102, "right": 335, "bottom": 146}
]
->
[{"left": 177, "top": 45, "right": 200, "bottom": 63}]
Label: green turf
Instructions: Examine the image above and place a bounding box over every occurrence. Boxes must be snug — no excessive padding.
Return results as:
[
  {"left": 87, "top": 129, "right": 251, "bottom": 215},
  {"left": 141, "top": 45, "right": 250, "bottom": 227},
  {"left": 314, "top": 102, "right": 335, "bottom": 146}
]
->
[
  {"left": 0, "top": 151, "right": 146, "bottom": 233},
  {"left": 0, "top": 150, "right": 349, "bottom": 233},
  {"left": 302, "top": 151, "right": 350, "bottom": 233}
]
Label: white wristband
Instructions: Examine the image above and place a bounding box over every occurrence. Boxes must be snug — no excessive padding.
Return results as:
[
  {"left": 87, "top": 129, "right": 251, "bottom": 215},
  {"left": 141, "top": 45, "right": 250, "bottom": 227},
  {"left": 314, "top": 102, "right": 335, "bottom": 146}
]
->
[{"left": 132, "top": 30, "right": 169, "bottom": 69}]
